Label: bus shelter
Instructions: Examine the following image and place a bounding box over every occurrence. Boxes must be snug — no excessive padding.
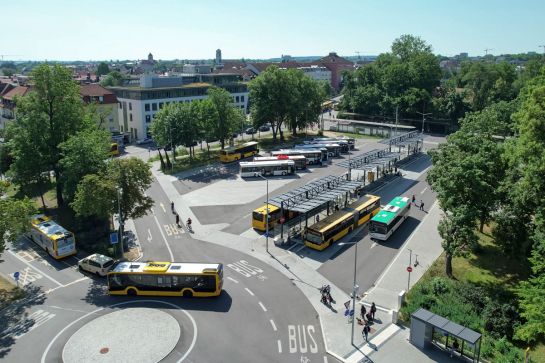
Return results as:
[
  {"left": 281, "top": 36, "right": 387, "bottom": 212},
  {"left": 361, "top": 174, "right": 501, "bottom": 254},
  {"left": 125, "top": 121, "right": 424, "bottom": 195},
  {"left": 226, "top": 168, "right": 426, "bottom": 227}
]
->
[
  {"left": 379, "top": 130, "right": 423, "bottom": 156},
  {"left": 267, "top": 174, "right": 364, "bottom": 241},
  {"left": 410, "top": 308, "right": 482, "bottom": 362},
  {"left": 337, "top": 149, "right": 401, "bottom": 184}
]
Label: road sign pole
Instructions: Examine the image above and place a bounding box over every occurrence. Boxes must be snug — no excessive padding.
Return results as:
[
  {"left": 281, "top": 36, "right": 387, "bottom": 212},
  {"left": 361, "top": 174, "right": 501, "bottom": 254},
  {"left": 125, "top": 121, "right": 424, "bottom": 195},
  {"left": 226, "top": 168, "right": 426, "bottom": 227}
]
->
[{"left": 408, "top": 249, "right": 413, "bottom": 291}]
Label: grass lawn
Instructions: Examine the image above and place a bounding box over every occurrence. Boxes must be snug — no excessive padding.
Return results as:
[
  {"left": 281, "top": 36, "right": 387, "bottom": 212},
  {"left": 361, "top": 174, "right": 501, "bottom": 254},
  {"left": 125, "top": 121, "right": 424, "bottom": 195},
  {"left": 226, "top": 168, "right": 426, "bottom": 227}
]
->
[{"left": 0, "top": 274, "right": 25, "bottom": 310}]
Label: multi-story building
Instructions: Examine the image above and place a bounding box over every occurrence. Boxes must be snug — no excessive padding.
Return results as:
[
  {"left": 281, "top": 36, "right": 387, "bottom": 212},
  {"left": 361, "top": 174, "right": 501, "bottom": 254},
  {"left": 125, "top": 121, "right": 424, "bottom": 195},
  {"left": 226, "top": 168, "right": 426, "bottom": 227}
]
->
[
  {"left": 0, "top": 85, "right": 30, "bottom": 130},
  {"left": 80, "top": 84, "right": 119, "bottom": 132},
  {"left": 108, "top": 73, "right": 248, "bottom": 141}
]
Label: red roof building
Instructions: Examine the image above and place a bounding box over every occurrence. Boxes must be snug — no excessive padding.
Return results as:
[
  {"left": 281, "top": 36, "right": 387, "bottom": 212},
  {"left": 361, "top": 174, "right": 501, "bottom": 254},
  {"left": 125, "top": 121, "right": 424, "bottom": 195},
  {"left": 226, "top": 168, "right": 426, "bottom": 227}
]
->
[
  {"left": 317, "top": 52, "right": 355, "bottom": 92},
  {"left": 80, "top": 84, "right": 118, "bottom": 104}
]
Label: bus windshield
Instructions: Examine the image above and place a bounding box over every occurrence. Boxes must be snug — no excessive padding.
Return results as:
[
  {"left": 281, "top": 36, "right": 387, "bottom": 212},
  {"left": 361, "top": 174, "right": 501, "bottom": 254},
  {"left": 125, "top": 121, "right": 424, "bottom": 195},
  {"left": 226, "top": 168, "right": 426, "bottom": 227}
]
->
[{"left": 306, "top": 230, "right": 323, "bottom": 244}]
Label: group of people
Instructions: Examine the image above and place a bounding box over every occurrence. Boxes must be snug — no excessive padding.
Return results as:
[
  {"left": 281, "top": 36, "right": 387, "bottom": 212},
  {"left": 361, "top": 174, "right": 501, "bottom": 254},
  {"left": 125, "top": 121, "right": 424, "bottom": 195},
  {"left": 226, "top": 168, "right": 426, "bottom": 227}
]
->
[
  {"left": 411, "top": 195, "right": 425, "bottom": 211},
  {"left": 359, "top": 302, "right": 377, "bottom": 342},
  {"left": 171, "top": 202, "right": 192, "bottom": 231}
]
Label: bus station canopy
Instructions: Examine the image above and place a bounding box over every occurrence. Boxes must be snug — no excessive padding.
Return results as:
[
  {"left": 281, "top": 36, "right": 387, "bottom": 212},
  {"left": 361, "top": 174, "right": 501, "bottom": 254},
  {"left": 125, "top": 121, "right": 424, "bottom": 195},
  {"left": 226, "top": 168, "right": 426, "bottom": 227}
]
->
[
  {"left": 412, "top": 308, "right": 482, "bottom": 345},
  {"left": 379, "top": 130, "right": 423, "bottom": 147},
  {"left": 337, "top": 149, "right": 401, "bottom": 170},
  {"left": 268, "top": 175, "right": 364, "bottom": 214}
]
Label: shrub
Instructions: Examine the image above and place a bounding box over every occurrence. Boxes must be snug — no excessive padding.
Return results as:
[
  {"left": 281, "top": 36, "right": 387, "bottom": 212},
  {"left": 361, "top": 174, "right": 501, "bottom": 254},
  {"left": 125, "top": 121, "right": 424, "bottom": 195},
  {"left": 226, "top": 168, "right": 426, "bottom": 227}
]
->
[{"left": 483, "top": 302, "right": 520, "bottom": 340}]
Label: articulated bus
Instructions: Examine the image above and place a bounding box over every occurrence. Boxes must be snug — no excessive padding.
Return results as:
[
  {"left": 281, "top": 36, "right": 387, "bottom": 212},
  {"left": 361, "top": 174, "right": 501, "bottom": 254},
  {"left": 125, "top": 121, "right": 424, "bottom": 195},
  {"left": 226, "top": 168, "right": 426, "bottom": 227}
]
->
[
  {"left": 313, "top": 137, "right": 355, "bottom": 150},
  {"left": 108, "top": 261, "right": 223, "bottom": 297},
  {"left": 220, "top": 141, "right": 259, "bottom": 163},
  {"left": 271, "top": 149, "right": 323, "bottom": 165},
  {"left": 28, "top": 215, "right": 77, "bottom": 259},
  {"left": 254, "top": 155, "right": 307, "bottom": 170},
  {"left": 369, "top": 196, "right": 411, "bottom": 241},
  {"left": 251, "top": 204, "right": 298, "bottom": 231},
  {"left": 240, "top": 160, "right": 295, "bottom": 177},
  {"left": 307, "top": 139, "right": 350, "bottom": 153},
  {"left": 305, "top": 195, "right": 381, "bottom": 251},
  {"left": 295, "top": 143, "right": 339, "bottom": 158}
]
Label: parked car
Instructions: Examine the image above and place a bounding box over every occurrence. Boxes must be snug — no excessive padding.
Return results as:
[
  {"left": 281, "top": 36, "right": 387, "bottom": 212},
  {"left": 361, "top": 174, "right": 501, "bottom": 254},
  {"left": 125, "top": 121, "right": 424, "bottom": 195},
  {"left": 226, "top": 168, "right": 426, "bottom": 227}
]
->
[
  {"left": 258, "top": 125, "right": 271, "bottom": 132},
  {"left": 136, "top": 137, "right": 154, "bottom": 145},
  {"left": 232, "top": 132, "right": 239, "bottom": 138},
  {"left": 78, "top": 254, "right": 115, "bottom": 277},
  {"left": 245, "top": 127, "right": 256, "bottom": 135}
]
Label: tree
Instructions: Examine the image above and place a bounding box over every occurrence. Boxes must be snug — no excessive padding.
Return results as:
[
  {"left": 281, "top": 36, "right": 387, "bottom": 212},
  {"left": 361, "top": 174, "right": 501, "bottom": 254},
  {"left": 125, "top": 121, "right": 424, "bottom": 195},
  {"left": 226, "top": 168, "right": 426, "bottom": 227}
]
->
[
  {"left": 437, "top": 208, "right": 478, "bottom": 277},
  {"left": 72, "top": 158, "right": 154, "bottom": 227},
  {"left": 0, "top": 183, "right": 36, "bottom": 256},
  {"left": 9, "top": 64, "right": 88, "bottom": 206},
  {"left": 1, "top": 68, "right": 14, "bottom": 77},
  {"left": 96, "top": 62, "right": 110, "bottom": 76},
  {"left": 391, "top": 34, "right": 432, "bottom": 61},
  {"left": 207, "top": 86, "right": 242, "bottom": 149},
  {"left": 100, "top": 71, "right": 126, "bottom": 87},
  {"left": 59, "top": 128, "right": 111, "bottom": 202},
  {"left": 286, "top": 71, "right": 324, "bottom": 136}
]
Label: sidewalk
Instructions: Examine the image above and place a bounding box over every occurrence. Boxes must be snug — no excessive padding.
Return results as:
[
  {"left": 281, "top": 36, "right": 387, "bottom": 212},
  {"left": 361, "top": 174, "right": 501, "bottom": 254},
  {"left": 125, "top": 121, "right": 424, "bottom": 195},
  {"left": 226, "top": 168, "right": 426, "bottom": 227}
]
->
[{"left": 151, "top": 160, "right": 445, "bottom": 363}]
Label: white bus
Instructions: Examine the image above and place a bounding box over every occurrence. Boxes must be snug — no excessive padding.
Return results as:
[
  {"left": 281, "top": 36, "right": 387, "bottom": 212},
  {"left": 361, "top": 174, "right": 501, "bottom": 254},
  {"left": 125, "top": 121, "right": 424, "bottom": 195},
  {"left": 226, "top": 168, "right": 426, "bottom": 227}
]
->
[
  {"left": 28, "top": 214, "right": 77, "bottom": 259},
  {"left": 307, "top": 139, "right": 349, "bottom": 153},
  {"left": 369, "top": 196, "right": 411, "bottom": 241},
  {"left": 240, "top": 160, "right": 296, "bottom": 177},
  {"left": 295, "top": 143, "right": 341, "bottom": 157},
  {"left": 271, "top": 149, "right": 323, "bottom": 165},
  {"left": 292, "top": 144, "right": 330, "bottom": 161},
  {"left": 254, "top": 155, "right": 307, "bottom": 170},
  {"left": 313, "top": 137, "right": 355, "bottom": 150}
]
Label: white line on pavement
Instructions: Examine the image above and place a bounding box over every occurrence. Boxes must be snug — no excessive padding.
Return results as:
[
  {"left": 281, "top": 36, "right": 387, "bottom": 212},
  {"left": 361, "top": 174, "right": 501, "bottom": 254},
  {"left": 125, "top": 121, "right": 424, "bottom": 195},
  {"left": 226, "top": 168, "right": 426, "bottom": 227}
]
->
[
  {"left": 277, "top": 340, "right": 282, "bottom": 353},
  {"left": 294, "top": 245, "right": 306, "bottom": 253},
  {"left": 160, "top": 202, "right": 166, "bottom": 213},
  {"left": 245, "top": 288, "right": 255, "bottom": 296},
  {"left": 227, "top": 277, "right": 239, "bottom": 284},
  {"left": 45, "top": 305, "right": 92, "bottom": 314},
  {"left": 323, "top": 356, "right": 328, "bottom": 363},
  {"left": 258, "top": 302, "right": 267, "bottom": 312},
  {"left": 62, "top": 277, "right": 88, "bottom": 288},
  {"left": 153, "top": 215, "right": 175, "bottom": 262},
  {"left": 147, "top": 228, "right": 153, "bottom": 243},
  {"left": 8, "top": 250, "right": 63, "bottom": 287},
  {"left": 420, "top": 187, "right": 428, "bottom": 194},
  {"left": 370, "top": 242, "right": 378, "bottom": 249},
  {"left": 270, "top": 319, "right": 277, "bottom": 331}
]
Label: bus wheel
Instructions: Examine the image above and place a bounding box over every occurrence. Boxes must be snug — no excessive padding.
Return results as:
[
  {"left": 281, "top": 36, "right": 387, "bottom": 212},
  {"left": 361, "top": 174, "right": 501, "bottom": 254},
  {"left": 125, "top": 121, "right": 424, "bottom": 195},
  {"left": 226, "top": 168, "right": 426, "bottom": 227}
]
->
[
  {"left": 127, "top": 288, "right": 137, "bottom": 296},
  {"left": 282, "top": 171, "right": 286, "bottom": 176},
  {"left": 183, "top": 290, "right": 193, "bottom": 298}
]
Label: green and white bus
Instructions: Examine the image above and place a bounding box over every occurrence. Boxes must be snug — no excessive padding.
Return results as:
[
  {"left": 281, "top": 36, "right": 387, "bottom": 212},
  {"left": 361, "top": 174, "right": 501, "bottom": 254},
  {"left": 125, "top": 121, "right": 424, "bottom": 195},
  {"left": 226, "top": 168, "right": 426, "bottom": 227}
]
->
[{"left": 369, "top": 196, "right": 411, "bottom": 241}]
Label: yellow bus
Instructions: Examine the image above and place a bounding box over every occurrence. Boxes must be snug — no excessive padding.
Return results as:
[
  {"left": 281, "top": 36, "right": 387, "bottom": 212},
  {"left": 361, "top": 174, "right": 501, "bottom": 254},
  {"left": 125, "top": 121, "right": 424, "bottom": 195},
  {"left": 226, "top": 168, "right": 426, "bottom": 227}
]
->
[
  {"left": 304, "top": 195, "right": 381, "bottom": 251},
  {"left": 110, "top": 142, "right": 120, "bottom": 157},
  {"left": 107, "top": 261, "right": 223, "bottom": 298},
  {"left": 28, "top": 214, "right": 77, "bottom": 259},
  {"left": 252, "top": 204, "right": 299, "bottom": 232},
  {"left": 220, "top": 141, "right": 259, "bottom": 163}
]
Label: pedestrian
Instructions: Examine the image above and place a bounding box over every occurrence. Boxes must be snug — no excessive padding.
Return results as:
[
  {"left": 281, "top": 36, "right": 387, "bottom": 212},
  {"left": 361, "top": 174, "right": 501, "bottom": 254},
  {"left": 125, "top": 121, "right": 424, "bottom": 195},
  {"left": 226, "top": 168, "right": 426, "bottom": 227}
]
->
[
  {"left": 420, "top": 200, "right": 425, "bottom": 211},
  {"left": 370, "top": 302, "right": 377, "bottom": 321},
  {"left": 450, "top": 339, "right": 459, "bottom": 357},
  {"left": 362, "top": 323, "right": 370, "bottom": 342},
  {"left": 171, "top": 201, "right": 175, "bottom": 213},
  {"left": 315, "top": 214, "right": 320, "bottom": 223},
  {"left": 175, "top": 213, "right": 180, "bottom": 227},
  {"left": 361, "top": 304, "right": 367, "bottom": 320},
  {"left": 412, "top": 195, "right": 416, "bottom": 205}
]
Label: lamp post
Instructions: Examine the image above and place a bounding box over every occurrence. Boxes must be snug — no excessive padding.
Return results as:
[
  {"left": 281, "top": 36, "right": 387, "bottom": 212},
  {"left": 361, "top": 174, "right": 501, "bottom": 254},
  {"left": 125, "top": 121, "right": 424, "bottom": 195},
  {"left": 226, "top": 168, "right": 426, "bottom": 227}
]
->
[
  {"left": 117, "top": 187, "right": 124, "bottom": 259},
  {"left": 258, "top": 174, "right": 269, "bottom": 253},
  {"left": 340, "top": 240, "right": 359, "bottom": 345},
  {"left": 416, "top": 111, "right": 432, "bottom": 134}
]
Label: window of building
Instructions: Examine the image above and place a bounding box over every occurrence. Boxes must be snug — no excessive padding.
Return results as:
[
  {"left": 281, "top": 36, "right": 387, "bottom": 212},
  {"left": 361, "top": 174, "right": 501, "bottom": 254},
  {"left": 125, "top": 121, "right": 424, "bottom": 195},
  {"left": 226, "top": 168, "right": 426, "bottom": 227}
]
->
[
  {"left": 152, "top": 103, "right": 157, "bottom": 111},
  {"left": 99, "top": 96, "right": 104, "bottom": 103},
  {"left": 119, "top": 103, "right": 122, "bottom": 109},
  {"left": 159, "top": 102, "right": 164, "bottom": 109},
  {"left": 129, "top": 102, "right": 132, "bottom": 111},
  {"left": 241, "top": 95, "right": 245, "bottom": 102},
  {"left": 145, "top": 115, "right": 151, "bottom": 123},
  {"left": 130, "top": 114, "right": 133, "bottom": 122},
  {"left": 145, "top": 103, "right": 150, "bottom": 111},
  {"left": 236, "top": 96, "right": 240, "bottom": 103}
]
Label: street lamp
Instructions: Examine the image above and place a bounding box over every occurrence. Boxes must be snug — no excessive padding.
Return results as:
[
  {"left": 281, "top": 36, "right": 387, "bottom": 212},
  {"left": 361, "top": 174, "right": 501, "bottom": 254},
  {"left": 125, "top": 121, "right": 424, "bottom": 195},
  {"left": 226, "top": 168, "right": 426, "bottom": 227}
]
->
[
  {"left": 339, "top": 240, "right": 359, "bottom": 345},
  {"left": 117, "top": 187, "right": 124, "bottom": 259},
  {"left": 258, "top": 174, "right": 269, "bottom": 253},
  {"left": 416, "top": 111, "right": 432, "bottom": 134}
]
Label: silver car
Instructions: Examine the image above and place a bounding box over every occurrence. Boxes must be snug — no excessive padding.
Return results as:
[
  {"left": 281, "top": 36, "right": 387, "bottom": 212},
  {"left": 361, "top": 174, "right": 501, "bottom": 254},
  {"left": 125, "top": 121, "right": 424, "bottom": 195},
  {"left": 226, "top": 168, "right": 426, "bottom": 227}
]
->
[{"left": 78, "top": 254, "right": 115, "bottom": 277}]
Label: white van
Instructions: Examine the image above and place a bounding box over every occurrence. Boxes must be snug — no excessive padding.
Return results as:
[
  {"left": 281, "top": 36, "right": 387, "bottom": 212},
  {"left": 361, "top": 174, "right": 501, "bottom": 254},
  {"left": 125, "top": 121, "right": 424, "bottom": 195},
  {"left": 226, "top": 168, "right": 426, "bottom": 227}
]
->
[{"left": 78, "top": 254, "right": 115, "bottom": 277}]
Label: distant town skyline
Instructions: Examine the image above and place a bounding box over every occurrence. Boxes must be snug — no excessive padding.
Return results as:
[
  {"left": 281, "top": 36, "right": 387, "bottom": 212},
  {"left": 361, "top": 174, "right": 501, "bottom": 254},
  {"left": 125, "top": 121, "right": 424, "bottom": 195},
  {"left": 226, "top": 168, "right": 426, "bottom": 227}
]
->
[{"left": 3, "top": 0, "right": 545, "bottom": 62}]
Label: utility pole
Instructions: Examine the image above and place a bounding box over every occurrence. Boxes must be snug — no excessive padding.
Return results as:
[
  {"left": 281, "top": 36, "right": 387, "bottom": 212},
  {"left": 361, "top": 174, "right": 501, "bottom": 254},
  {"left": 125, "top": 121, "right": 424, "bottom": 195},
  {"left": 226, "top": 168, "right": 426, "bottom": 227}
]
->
[
  {"left": 395, "top": 105, "right": 399, "bottom": 137},
  {"left": 484, "top": 48, "right": 493, "bottom": 56},
  {"left": 355, "top": 51, "right": 361, "bottom": 61},
  {"left": 416, "top": 109, "right": 432, "bottom": 134}
]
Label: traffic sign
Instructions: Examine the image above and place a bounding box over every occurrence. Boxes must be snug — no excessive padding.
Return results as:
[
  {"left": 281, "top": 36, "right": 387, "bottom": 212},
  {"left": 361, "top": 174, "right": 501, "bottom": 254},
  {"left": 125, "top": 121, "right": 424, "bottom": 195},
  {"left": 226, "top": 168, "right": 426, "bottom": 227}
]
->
[
  {"left": 407, "top": 266, "right": 413, "bottom": 273},
  {"left": 110, "top": 232, "right": 119, "bottom": 245},
  {"left": 344, "top": 300, "right": 351, "bottom": 309},
  {"left": 13, "top": 271, "right": 20, "bottom": 281}
]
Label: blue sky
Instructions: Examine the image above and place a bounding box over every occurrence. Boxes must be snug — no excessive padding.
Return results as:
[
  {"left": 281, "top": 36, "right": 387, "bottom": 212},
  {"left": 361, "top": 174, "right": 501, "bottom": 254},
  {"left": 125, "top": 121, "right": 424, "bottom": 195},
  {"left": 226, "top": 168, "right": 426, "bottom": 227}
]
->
[{"left": 3, "top": 0, "right": 544, "bottom": 61}]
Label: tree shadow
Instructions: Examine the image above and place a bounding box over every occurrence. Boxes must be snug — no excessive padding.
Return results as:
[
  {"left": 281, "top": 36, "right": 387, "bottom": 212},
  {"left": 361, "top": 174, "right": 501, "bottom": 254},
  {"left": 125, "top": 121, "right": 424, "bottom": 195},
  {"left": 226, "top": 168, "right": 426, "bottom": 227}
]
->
[{"left": 0, "top": 284, "right": 47, "bottom": 358}]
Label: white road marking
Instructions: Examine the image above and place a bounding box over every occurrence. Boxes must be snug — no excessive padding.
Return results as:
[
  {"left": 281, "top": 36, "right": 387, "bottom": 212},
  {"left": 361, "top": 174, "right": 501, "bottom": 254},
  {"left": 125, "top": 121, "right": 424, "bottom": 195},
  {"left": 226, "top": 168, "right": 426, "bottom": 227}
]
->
[
  {"left": 370, "top": 242, "right": 378, "bottom": 249},
  {"left": 8, "top": 250, "right": 63, "bottom": 287},
  {"left": 227, "top": 277, "right": 239, "bottom": 284},
  {"left": 270, "top": 319, "right": 277, "bottom": 331},
  {"left": 147, "top": 228, "right": 153, "bottom": 243},
  {"left": 160, "top": 202, "right": 166, "bottom": 213},
  {"left": 241, "top": 213, "right": 251, "bottom": 219},
  {"left": 258, "top": 302, "right": 267, "bottom": 312},
  {"left": 420, "top": 187, "right": 428, "bottom": 194},
  {"left": 153, "top": 215, "right": 175, "bottom": 262},
  {"left": 278, "top": 340, "right": 282, "bottom": 353},
  {"left": 45, "top": 305, "right": 91, "bottom": 314},
  {"left": 2, "top": 309, "right": 56, "bottom": 340},
  {"left": 62, "top": 277, "right": 89, "bottom": 288},
  {"left": 245, "top": 288, "right": 254, "bottom": 296},
  {"left": 323, "top": 356, "right": 329, "bottom": 363},
  {"left": 287, "top": 243, "right": 299, "bottom": 251},
  {"left": 294, "top": 245, "right": 306, "bottom": 253}
]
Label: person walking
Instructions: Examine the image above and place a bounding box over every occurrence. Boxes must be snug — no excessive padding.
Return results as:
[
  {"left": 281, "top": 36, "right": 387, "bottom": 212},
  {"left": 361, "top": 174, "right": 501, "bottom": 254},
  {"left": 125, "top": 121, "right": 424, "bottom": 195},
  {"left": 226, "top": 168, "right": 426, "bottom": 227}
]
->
[
  {"left": 175, "top": 213, "right": 180, "bottom": 227},
  {"left": 451, "top": 339, "right": 459, "bottom": 357},
  {"left": 420, "top": 200, "right": 425, "bottom": 211},
  {"left": 362, "top": 323, "right": 370, "bottom": 342},
  {"left": 361, "top": 304, "right": 367, "bottom": 321},
  {"left": 370, "top": 302, "right": 377, "bottom": 321},
  {"left": 412, "top": 195, "right": 416, "bottom": 205}
]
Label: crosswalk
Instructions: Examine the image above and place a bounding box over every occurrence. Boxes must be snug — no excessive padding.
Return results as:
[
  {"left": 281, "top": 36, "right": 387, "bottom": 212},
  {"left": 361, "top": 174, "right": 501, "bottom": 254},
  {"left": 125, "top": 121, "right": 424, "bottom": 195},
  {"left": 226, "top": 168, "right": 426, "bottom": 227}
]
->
[{"left": 1, "top": 309, "right": 56, "bottom": 340}]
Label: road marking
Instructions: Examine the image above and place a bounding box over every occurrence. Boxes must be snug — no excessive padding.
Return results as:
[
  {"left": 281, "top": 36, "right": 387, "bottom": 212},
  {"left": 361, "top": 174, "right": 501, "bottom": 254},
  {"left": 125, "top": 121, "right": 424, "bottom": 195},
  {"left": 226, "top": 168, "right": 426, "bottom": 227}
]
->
[
  {"left": 42, "top": 300, "right": 197, "bottom": 363},
  {"left": 258, "top": 302, "right": 267, "bottom": 312},
  {"left": 160, "top": 202, "right": 166, "bottom": 213},
  {"left": 294, "top": 245, "right": 306, "bottom": 253},
  {"left": 227, "top": 277, "right": 239, "bottom": 284},
  {"left": 370, "top": 242, "right": 378, "bottom": 249},
  {"left": 8, "top": 250, "right": 63, "bottom": 287},
  {"left": 147, "top": 228, "right": 153, "bottom": 243},
  {"left": 270, "top": 319, "right": 277, "bottom": 331},
  {"left": 62, "top": 277, "right": 89, "bottom": 288},
  {"left": 45, "top": 305, "right": 91, "bottom": 314},
  {"left": 420, "top": 187, "right": 428, "bottom": 194},
  {"left": 241, "top": 213, "right": 251, "bottom": 220},
  {"left": 153, "top": 215, "right": 175, "bottom": 262},
  {"left": 277, "top": 340, "right": 282, "bottom": 353},
  {"left": 323, "top": 356, "right": 328, "bottom": 363},
  {"left": 245, "top": 288, "right": 255, "bottom": 296},
  {"left": 287, "top": 243, "right": 300, "bottom": 251},
  {"left": 2, "top": 309, "right": 56, "bottom": 340}
]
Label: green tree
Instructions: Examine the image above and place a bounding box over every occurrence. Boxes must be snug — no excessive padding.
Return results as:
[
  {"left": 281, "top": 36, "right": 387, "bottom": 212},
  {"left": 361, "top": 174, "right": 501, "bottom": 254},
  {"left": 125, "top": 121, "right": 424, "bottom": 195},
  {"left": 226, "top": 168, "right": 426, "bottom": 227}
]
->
[
  {"left": 9, "top": 64, "right": 88, "bottom": 206},
  {"left": 59, "top": 128, "right": 111, "bottom": 202},
  {"left": 1, "top": 68, "right": 14, "bottom": 77},
  {"left": 207, "top": 86, "right": 242, "bottom": 149},
  {"left": 0, "top": 183, "right": 36, "bottom": 256},
  {"left": 72, "top": 158, "right": 153, "bottom": 227},
  {"left": 96, "top": 62, "right": 110, "bottom": 76},
  {"left": 100, "top": 71, "right": 126, "bottom": 87},
  {"left": 286, "top": 71, "right": 324, "bottom": 136}
]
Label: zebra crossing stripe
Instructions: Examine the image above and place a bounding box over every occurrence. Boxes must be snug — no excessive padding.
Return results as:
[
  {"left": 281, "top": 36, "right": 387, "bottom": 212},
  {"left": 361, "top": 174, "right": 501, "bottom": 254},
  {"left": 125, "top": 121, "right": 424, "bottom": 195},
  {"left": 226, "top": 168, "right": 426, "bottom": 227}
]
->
[{"left": 1, "top": 309, "right": 56, "bottom": 340}]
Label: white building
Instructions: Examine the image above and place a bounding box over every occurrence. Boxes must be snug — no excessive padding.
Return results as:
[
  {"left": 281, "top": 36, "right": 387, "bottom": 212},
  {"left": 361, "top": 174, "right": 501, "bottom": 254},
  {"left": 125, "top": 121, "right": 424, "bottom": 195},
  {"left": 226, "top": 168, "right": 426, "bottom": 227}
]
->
[
  {"left": 297, "top": 65, "right": 331, "bottom": 83},
  {"left": 109, "top": 73, "right": 248, "bottom": 141}
]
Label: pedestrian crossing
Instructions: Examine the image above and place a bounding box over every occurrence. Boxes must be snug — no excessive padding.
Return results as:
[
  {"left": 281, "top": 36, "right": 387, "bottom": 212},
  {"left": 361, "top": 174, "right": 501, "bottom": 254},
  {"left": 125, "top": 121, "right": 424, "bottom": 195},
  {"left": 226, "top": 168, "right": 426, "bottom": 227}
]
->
[{"left": 1, "top": 309, "right": 56, "bottom": 340}]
